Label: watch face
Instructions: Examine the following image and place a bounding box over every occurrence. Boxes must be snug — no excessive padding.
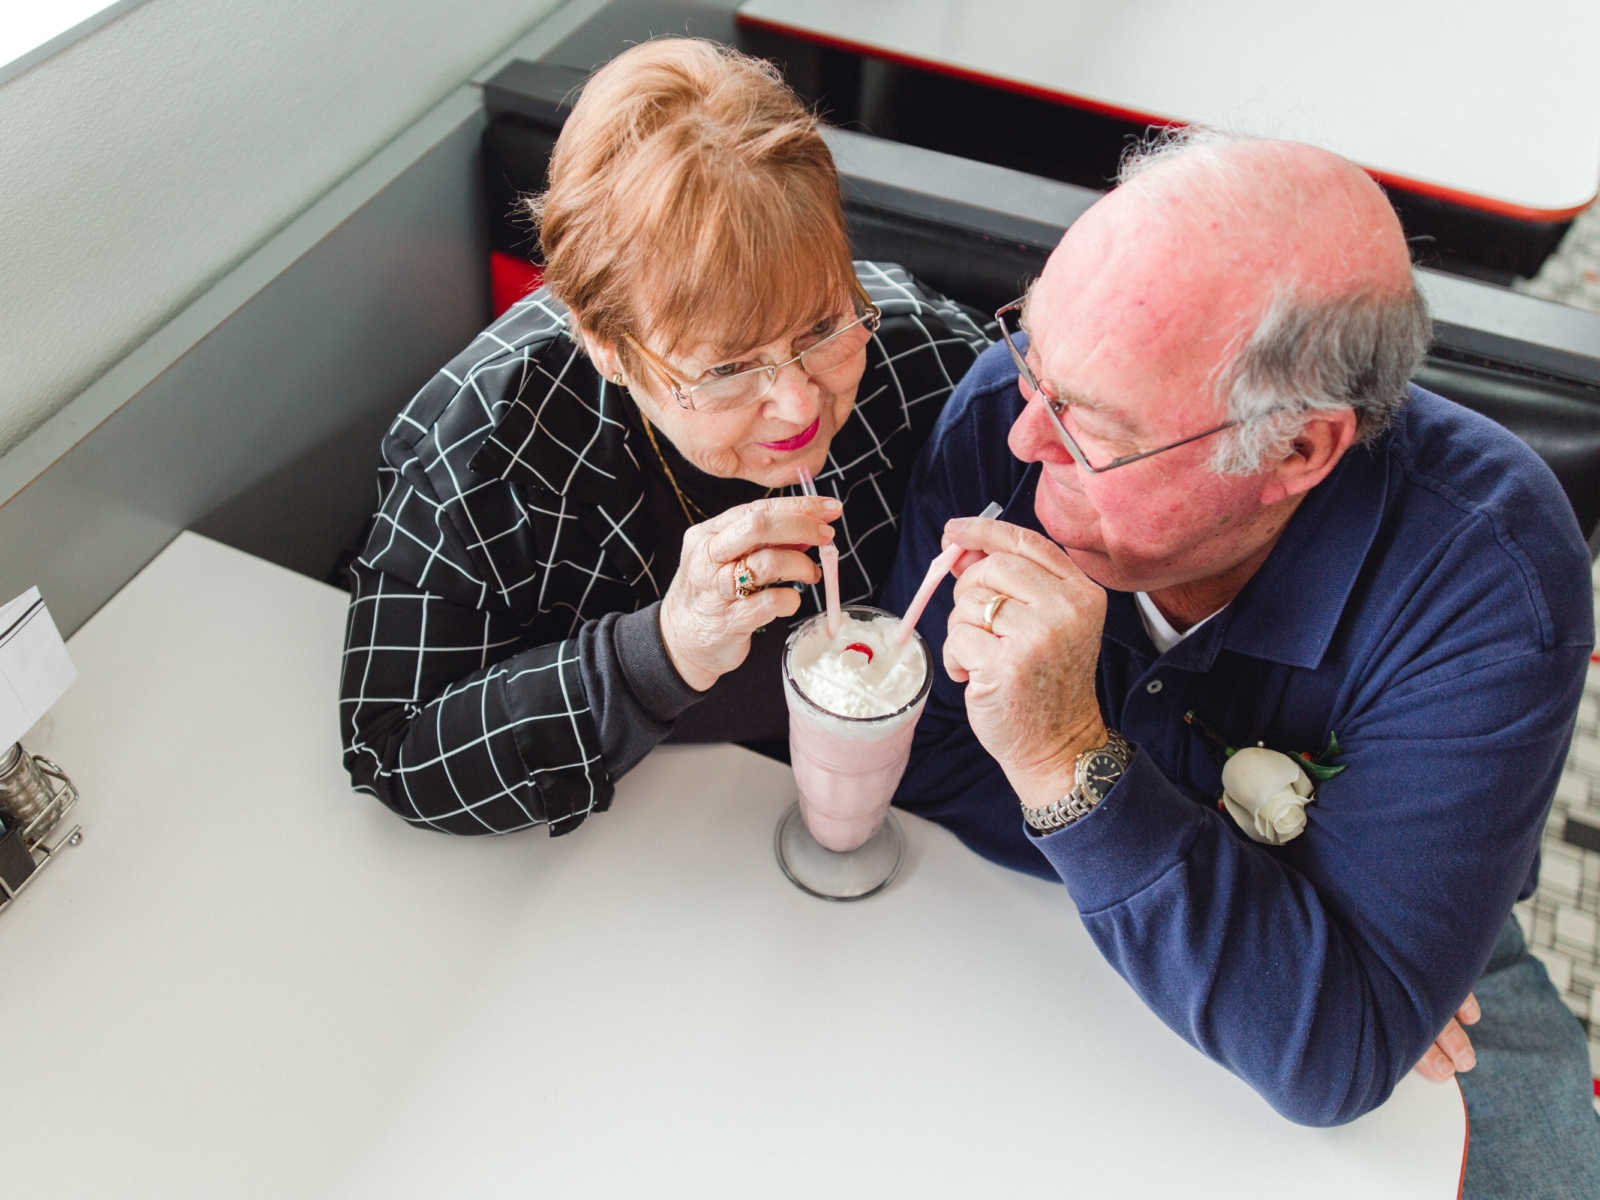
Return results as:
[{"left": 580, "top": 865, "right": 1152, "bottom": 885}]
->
[{"left": 1080, "top": 751, "right": 1125, "bottom": 801}]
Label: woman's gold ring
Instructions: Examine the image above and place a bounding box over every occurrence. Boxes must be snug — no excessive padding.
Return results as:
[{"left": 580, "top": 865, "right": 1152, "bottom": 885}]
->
[
  {"left": 732, "top": 557, "right": 759, "bottom": 600},
  {"left": 981, "top": 593, "right": 1009, "bottom": 634}
]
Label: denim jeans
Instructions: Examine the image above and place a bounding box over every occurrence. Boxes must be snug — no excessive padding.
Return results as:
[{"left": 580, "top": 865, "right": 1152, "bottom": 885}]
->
[{"left": 1459, "top": 914, "right": 1600, "bottom": 1199}]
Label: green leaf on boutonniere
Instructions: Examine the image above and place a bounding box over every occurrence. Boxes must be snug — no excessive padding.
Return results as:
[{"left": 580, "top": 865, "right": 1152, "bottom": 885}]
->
[
  {"left": 1292, "top": 754, "right": 1346, "bottom": 782},
  {"left": 1292, "top": 731, "right": 1347, "bottom": 782},
  {"left": 1186, "top": 712, "right": 1348, "bottom": 782}
]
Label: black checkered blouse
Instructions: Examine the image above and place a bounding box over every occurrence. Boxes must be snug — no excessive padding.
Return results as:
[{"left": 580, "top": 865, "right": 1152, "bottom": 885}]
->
[{"left": 340, "top": 263, "right": 990, "bottom": 836}]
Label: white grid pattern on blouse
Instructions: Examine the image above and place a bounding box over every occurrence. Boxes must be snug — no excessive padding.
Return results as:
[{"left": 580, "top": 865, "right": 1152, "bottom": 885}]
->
[{"left": 339, "top": 263, "right": 991, "bottom": 838}]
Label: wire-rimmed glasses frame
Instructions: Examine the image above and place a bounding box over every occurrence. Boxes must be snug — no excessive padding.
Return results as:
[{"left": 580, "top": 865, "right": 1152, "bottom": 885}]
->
[
  {"left": 625, "top": 285, "right": 882, "bottom": 414},
  {"left": 995, "top": 297, "right": 1238, "bottom": 473}
]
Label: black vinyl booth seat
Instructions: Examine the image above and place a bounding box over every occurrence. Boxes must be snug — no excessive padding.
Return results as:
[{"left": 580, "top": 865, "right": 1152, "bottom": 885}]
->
[
  {"left": 481, "top": 58, "right": 1600, "bottom": 554},
  {"left": 1412, "top": 357, "right": 1600, "bottom": 549}
]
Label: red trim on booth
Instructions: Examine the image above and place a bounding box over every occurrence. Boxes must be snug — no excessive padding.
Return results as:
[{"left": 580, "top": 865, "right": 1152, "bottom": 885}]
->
[
  {"left": 1456, "top": 1080, "right": 1469, "bottom": 1199},
  {"left": 737, "top": 14, "right": 1596, "bottom": 224},
  {"left": 491, "top": 252, "right": 544, "bottom": 318}
]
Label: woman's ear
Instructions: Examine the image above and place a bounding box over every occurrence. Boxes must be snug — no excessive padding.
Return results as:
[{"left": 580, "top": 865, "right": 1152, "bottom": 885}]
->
[{"left": 577, "top": 327, "right": 624, "bottom": 384}]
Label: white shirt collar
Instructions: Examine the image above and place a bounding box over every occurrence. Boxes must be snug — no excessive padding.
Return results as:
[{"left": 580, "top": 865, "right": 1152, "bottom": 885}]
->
[{"left": 1134, "top": 591, "right": 1225, "bottom": 654}]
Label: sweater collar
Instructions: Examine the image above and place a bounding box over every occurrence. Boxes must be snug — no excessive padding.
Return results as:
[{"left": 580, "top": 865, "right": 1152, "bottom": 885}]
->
[
  {"left": 1097, "top": 438, "right": 1392, "bottom": 673},
  {"left": 466, "top": 300, "right": 642, "bottom": 505}
]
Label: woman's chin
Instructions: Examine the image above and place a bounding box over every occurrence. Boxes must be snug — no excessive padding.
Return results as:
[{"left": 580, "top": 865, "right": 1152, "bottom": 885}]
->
[{"left": 745, "top": 436, "right": 832, "bottom": 488}]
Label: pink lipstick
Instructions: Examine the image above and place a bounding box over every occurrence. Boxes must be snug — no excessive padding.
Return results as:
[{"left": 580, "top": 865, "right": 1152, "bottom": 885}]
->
[{"left": 758, "top": 418, "right": 820, "bottom": 453}]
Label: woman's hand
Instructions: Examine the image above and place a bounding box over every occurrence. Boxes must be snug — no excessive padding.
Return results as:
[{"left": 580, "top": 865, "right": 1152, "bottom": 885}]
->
[{"left": 659, "top": 495, "right": 842, "bottom": 691}]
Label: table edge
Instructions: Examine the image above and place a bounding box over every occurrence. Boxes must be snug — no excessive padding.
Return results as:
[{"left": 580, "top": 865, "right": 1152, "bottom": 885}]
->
[{"left": 738, "top": 12, "right": 1597, "bottom": 222}]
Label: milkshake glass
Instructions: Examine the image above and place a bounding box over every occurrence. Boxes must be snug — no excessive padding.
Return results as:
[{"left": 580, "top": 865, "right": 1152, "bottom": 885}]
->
[{"left": 776, "top": 604, "right": 933, "bottom": 900}]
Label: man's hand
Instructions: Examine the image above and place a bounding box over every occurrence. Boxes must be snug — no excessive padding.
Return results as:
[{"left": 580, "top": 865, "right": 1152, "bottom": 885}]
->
[
  {"left": 940, "top": 516, "right": 1109, "bottom": 808},
  {"left": 1413, "top": 993, "right": 1480, "bottom": 1082}
]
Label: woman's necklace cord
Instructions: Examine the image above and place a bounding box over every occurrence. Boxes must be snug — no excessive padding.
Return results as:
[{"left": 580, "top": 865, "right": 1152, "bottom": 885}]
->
[
  {"left": 625, "top": 381, "right": 780, "bottom": 524},
  {"left": 635, "top": 406, "right": 710, "bottom": 524}
]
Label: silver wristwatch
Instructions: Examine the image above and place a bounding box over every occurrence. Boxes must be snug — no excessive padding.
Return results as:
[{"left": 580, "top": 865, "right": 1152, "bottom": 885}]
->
[{"left": 1023, "top": 731, "right": 1134, "bottom": 834}]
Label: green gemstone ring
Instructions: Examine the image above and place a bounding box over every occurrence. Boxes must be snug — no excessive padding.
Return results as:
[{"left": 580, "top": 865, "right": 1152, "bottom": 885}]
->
[{"left": 733, "top": 558, "right": 758, "bottom": 599}]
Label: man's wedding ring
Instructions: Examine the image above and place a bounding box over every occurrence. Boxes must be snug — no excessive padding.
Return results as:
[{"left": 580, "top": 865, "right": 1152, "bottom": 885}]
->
[{"left": 981, "top": 593, "right": 1009, "bottom": 634}]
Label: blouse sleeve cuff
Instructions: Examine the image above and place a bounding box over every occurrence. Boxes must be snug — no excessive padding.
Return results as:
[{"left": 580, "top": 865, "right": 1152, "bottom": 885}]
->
[{"left": 612, "top": 602, "right": 703, "bottom": 722}]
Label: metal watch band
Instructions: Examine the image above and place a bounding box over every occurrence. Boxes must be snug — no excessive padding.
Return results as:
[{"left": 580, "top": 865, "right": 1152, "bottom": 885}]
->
[
  {"left": 1023, "top": 731, "right": 1133, "bottom": 834},
  {"left": 1023, "top": 789, "right": 1099, "bottom": 834}
]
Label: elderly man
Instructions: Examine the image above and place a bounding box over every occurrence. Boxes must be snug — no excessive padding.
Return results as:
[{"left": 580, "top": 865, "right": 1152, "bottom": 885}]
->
[{"left": 883, "top": 131, "right": 1598, "bottom": 1194}]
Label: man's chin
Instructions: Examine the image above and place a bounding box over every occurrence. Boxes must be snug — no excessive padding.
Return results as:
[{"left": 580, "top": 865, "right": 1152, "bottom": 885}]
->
[
  {"left": 1041, "top": 529, "right": 1136, "bottom": 592},
  {"left": 1060, "top": 544, "right": 1122, "bottom": 589},
  {"left": 1033, "top": 494, "right": 1105, "bottom": 571}
]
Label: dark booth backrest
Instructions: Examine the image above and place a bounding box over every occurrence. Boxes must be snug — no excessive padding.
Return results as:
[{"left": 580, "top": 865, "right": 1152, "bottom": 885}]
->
[
  {"left": 1412, "top": 357, "right": 1600, "bottom": 545},
  {"left": 480, "top": 63, "right": 1600, "bottom": 553}
]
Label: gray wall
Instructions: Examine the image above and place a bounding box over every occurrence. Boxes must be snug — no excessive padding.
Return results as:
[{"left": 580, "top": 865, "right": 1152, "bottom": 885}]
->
[
  {"left": 0, "top": 91, "right": 494, "bottom": 638},
  {"left": 0, "top": 0, "right": 643, "bottom": 635},
  {"left": 0, "top": 0, "right": 561, "bottom": 453}
]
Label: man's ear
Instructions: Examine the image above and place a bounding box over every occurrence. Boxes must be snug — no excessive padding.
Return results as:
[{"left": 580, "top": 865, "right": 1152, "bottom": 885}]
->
[{"left": 1257, "top": 409, "right": 1358, "bottom": 505}]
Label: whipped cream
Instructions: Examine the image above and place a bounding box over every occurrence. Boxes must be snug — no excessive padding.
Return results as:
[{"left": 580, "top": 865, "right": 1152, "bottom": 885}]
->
[{"left": 787, "top": 613, "right": 926, "bottom": 719}]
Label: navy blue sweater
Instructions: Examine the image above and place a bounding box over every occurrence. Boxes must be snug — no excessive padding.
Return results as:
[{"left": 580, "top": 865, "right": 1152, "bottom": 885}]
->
[{"left": 883, "top": 341, "right": 1594, "bottom": 1125}]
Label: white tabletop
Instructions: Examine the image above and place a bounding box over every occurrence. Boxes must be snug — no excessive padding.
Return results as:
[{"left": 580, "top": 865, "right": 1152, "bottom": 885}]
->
[
  {"left": 0, "top": 533, "right": 1465, "bottom": 1197},
  {"left": 740, "top": 0, "right": 1600, "bottom": 219}
]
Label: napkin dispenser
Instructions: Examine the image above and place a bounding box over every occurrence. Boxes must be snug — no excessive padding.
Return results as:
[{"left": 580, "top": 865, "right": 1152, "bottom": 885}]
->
[
  {"left": 0, "top": 747, "right": 81, "bottom": 904},
  {"left": 0, "top": 589, "right": 83, "bottom": 909}
]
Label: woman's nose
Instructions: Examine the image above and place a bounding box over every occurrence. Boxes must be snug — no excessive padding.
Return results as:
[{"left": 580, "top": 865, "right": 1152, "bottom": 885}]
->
[{"left": 763, "top": 360, "right": 819, "bottom": 422}]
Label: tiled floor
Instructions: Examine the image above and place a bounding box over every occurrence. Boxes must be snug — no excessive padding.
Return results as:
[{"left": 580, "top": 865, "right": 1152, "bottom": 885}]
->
[
  {"left": 1516, "top": 198, "right": 1600, "bottom": 314},
  {"left": 1512, "top": 557, "right": 1600, "bottom": 1094},
  {"left": 1508, "top": 196, "right": 1600, "bottom": 1095}
]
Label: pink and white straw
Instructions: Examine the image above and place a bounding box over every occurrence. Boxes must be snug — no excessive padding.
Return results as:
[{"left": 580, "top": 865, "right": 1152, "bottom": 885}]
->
[
  {"left": 797, "top": 466, "right": 842, "bottom": 637},
  {"left": 893, "top": 501, "right": 1004, "bottom": 644}
]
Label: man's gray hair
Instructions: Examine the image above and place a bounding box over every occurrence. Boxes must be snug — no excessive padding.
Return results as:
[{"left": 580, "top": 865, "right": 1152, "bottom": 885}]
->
[{"left": 1118, "top": 128, "right": 1433, "bottom": 475}]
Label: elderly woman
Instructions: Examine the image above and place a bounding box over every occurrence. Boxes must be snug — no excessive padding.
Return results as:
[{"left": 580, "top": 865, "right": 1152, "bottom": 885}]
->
[{"left": 338, "top": 38, "right": 989, "bottom": 835}]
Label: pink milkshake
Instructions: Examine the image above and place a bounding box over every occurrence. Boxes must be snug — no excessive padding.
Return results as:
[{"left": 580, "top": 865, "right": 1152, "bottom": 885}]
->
[{"left": 782, "top": 605, "right": 933, "bottom": 853}]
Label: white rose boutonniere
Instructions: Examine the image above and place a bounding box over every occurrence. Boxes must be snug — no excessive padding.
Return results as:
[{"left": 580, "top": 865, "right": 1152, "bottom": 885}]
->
[
  {"left": 1220, "top": 748, "right": 1314, "bottom": 845},
  {"left": 1184, "top": 713, "right": 1347, "bottom": 847}
]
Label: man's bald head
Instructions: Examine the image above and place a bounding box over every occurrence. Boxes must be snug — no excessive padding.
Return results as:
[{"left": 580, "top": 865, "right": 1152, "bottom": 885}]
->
[
  {"left": 1078, "top": 129, "right": 1432, "bottom": 472},
  {"left": 1115, "top": 133, "right": 1415, "bottom": 304}
]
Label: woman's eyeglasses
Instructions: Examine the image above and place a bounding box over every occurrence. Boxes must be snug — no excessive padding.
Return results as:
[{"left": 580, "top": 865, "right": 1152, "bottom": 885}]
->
[{"left": 625, "top": 294, "right": 881, "bottom": 415}]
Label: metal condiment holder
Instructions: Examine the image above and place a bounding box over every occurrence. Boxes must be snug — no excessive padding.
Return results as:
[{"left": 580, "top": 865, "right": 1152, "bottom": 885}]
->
[{"left": 0, "top": 751, "right": 83, "bottom": 910}]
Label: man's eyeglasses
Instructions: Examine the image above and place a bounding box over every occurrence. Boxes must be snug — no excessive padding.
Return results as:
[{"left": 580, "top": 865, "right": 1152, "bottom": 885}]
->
[
  {"left": 995, "top": 297, "right": 1237, "bottom": 473},
  {"left": 626, "top": 291, "right": 881, "bottom": 415}
]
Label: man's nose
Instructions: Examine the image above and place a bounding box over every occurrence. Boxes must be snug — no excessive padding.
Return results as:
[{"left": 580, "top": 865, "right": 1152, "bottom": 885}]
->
[{"left": 1008, "top": 394, "right": 1073, "bottom": 467}]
